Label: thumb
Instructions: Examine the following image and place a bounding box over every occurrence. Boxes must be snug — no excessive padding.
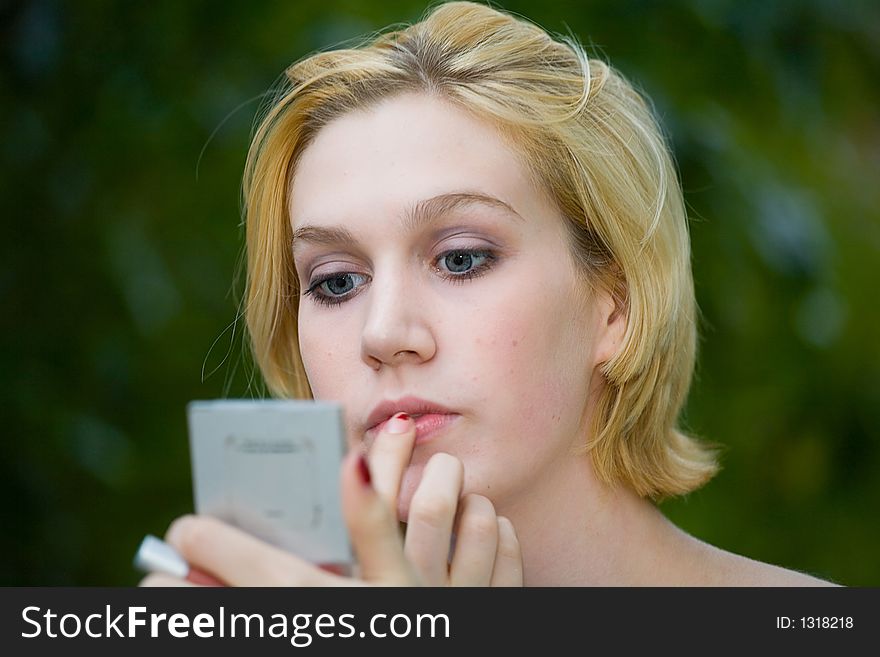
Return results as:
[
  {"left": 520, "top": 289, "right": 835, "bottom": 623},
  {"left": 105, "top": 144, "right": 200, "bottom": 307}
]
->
[{"left": 341, "top": 449, "right": 416, "bottom": 585}]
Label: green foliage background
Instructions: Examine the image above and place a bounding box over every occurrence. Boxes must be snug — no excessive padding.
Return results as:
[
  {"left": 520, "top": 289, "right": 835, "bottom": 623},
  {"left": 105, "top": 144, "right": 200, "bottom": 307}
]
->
[{"left": 2, "top": 0, "right": 878, "bottom": 585}]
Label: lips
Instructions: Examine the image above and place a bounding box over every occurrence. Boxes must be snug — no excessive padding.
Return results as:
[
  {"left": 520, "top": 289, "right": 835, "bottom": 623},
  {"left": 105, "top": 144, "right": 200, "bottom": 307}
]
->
[
  {"left": 364, "top": 396, "right": 457, "bottom": 434},
  {"left": 367, "top": 412, "right": 460, "bottom": 444}
]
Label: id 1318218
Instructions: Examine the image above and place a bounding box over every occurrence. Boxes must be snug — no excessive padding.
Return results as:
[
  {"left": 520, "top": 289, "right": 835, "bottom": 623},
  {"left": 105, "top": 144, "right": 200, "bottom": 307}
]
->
[{"left": 776, "top": 616, "right": 854, "bottom": 629}]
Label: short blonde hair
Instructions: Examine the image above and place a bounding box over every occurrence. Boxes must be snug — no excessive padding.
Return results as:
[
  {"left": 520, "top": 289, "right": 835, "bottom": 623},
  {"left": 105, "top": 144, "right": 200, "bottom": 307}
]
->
[{"left": 242, "top": 0, "right": 719, "bottom": 498}]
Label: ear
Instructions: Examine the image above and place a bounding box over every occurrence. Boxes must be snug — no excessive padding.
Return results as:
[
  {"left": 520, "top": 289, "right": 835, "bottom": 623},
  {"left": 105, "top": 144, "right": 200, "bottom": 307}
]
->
[{"left": 592, "top": 279, "right": 628, "bottom": 368}]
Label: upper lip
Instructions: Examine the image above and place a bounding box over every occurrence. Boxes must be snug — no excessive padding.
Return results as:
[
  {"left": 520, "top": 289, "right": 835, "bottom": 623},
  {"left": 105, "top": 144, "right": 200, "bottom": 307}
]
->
[{"left": 364, "top": 396, "right": 456, "bottom": 433}]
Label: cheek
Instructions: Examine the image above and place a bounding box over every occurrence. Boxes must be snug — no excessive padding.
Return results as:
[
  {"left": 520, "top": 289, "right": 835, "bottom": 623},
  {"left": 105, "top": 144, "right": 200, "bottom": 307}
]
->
[
  {"left": 297, "top": 312, "right": 352, "bottom": 397},
  {"left": 299, "top": 315, "right": 365, "bottom": 448},
  {"left": 468, "top": 281, "right": 593, "bottom": 445}
]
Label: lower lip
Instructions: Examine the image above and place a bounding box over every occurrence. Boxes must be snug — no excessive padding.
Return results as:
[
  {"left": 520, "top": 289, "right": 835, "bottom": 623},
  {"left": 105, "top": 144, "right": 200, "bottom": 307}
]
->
[{"left": 368, "top": 413, "right": 459, "bottom": 444}]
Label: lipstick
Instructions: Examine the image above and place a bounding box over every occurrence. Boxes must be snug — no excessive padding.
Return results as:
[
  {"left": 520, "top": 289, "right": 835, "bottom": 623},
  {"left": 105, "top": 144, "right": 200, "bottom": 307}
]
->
[
  {"left": 367, "top": 412, "right": 459, "bottom": 443},
  {"left": 133, "top": 534, "right": 224, "bottom": 586}
]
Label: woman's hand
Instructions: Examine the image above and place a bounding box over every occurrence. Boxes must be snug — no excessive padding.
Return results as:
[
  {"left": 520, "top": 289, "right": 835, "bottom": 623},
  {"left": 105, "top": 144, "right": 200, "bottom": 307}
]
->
[
  {"left": 139, "top": 413, "right": 522, "bottom": 587},
  {"left": 367, "top": 413, "right": 522, "bottom": 586}
]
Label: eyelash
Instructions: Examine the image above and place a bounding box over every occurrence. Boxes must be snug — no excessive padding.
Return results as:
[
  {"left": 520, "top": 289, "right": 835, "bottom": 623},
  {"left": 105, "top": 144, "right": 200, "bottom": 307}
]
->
[{"left": 302, "top": 248, "right": 498, "bottom": 308}]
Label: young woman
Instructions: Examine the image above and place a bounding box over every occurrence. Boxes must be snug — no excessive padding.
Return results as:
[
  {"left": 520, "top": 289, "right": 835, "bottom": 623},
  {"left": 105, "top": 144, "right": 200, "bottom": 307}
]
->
[{"left": 142, "top": 1, "right": 834, "bottom": 586}]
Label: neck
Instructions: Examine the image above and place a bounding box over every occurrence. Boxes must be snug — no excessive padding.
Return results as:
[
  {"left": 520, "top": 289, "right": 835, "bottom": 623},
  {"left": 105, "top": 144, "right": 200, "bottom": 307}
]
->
[{"left": 499, "top": 453, "right": 695, "bottom": 586}]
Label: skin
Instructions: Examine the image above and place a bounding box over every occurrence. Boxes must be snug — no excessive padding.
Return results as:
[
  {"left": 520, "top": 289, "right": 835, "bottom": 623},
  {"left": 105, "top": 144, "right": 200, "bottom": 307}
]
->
[
  {"left": 290, "top": 91, "right": 615, "bottom": 522},
  {"left": 143, "top": 92, "right": 835, "bottom": 587}
]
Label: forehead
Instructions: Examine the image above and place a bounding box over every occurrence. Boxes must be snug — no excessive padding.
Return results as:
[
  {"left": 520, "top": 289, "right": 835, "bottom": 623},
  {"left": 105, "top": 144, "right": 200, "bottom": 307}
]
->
[{"left": 287, "top": 92, "right": 546, "bottom": 229}]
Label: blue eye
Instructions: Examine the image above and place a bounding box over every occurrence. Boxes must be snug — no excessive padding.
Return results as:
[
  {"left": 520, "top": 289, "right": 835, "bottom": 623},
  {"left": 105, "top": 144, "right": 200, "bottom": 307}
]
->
[
  {"left": 435, "top": 249, "right": 496, "bottom": 283},
  {"left": 303, "top": 248, "right": 497, "bottom": 307},
  {"left": 304, "top": 273, "right": 368, "bottom": 306},
  {"left": 441, "top": 250, "right": 489, "bottom": 274},
  {"left": 322, "top": 273, "right": 359, "bottom": 296}
]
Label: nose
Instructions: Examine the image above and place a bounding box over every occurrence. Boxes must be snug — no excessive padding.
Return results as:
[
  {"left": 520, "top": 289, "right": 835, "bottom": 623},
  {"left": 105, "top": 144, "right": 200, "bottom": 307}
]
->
[{"left": 360, "top": 266, "right": 436, "bottom": 370}]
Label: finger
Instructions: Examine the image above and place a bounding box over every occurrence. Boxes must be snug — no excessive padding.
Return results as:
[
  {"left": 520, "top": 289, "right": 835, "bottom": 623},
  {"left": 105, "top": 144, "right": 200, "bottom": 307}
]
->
[
  {"left": 165, "top": 515, "right": 341, "bottom": 587},
  {"left": 340, "top": 449, "right": 415, "bottom": 585},
  {"left": 448, "top": 494, "right": 499, "bottom": 587},
  {"left": 489, "top": 517, "right": 523, "bottom": 587},
  {"left": 367, "top": 413, "right": 416, "bottom": 511},
  {"left": 139, "top": 573, "right": 195, "bottom": 587},
  {"left": 403, "top": 452, "right": 464, "bottom": 586}
]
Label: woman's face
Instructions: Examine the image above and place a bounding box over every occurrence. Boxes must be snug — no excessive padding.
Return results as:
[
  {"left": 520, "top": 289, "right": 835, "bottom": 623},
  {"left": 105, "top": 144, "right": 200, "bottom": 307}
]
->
[{"left": 289, "top": 92, "right": 617, "bottom": 518}]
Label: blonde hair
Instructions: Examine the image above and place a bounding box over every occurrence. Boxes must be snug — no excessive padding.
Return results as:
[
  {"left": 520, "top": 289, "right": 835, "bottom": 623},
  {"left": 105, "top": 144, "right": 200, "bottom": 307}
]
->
[{"left": 242, "top": 0, "right": 719, "bottom": 498}]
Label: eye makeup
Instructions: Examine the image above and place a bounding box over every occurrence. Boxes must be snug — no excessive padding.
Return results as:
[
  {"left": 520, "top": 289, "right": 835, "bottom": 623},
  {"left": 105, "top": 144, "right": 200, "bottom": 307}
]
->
[{"left": 302, "top": 247, "right": 499, "bottom": 307}]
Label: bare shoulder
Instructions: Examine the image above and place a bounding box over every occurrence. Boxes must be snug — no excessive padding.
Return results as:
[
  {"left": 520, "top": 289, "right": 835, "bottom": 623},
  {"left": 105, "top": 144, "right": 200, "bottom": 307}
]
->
[{"left": 687, "top": 539, "right": 839, "bottom": 587}]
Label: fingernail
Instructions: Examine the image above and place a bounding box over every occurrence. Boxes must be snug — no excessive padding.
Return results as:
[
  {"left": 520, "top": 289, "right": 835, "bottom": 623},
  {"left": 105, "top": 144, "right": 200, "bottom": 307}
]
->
[
  {"left": 318, "top": 563, "right": 351, "bottom": 576},
  {"left": 133, "top": 535, "right": 188, "bottom": 578},
  {"left": 185, "top": 567, "right": 225, "bottom": 587},
  {"left": 357, "top": 453, "right": 372, "bottom": 486},
  {"left": 386, "top": 412, "right": 412, "bottom": 434}
]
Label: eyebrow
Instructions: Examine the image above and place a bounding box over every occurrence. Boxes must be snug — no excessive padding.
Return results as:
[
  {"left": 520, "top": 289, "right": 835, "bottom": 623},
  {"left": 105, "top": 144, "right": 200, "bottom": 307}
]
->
[{"left": 291, "top": 191, "right": 523, "bottom": 252}]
